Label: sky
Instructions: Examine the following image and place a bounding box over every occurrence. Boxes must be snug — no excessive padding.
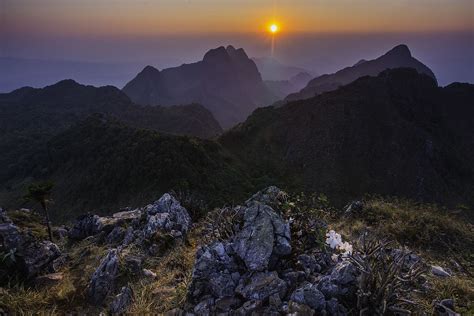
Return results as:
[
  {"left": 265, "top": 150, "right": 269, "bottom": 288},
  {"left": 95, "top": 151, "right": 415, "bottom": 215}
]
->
[{"left": 1, "top": 0, "right": 473, "bottom": 88}]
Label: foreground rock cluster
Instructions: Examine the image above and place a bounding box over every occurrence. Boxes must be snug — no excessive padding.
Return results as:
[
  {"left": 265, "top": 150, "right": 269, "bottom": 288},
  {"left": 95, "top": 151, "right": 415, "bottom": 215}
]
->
[
  {"left": 71, "top": 193, "right": 192, "bottom": 309},
  {"left": 1, "top": 188, "right": 464, "bottom": 315},
  {"left": 0, "top": 208, "right": 62, "bottom": 281},
  {"left": 182, "top": 187, "right": 356, "bottom": 315}
]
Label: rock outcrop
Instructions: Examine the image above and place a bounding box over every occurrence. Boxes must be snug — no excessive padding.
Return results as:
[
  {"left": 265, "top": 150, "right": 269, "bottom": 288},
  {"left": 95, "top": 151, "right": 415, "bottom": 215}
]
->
[
  {"left": 186, "top": 187, "right": 357, "bottom": 315},
  {"left": 87, "top": 249, "right": 120, "bottom": 305},
  {"left": 69, "top": 214, "right": 104, "bottom": 240},
  {"left": 144, "top": 193, "right": 191, "bottom": 238},
  {"left": 80, "top": 193, "right": 191, "bottom": 307},
  {"left": 0, "top": 209, "right": 61, "bottom": 280},
  {"left": 110, "top": 286, "right": 133, "bottom": 314}
]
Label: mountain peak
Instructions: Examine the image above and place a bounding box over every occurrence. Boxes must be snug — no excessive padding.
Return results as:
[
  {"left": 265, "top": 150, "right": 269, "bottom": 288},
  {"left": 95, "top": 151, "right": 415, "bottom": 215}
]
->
[
  {"left": 140, "top": 65, "right": 160, "bottom": 75},
  {"left": 54, "top": 79, "right": 81, "bottom": 87},
  {"left": 227, "top": 45, "right": 249, "bottom": 61},
  {"left": 384, "top": 44, "right": 412, "bottom": 59},
  {"left": 203, "top": 46, "right": 231, "bottom": 64},
  {"left": 226, "top": 45, "right": 236, "bottom": 53}
]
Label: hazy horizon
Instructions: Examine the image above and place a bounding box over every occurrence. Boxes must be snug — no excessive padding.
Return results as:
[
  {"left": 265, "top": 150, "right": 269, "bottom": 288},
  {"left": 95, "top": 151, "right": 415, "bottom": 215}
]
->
[{"left": 1, "top": 0, "right": 473, "bottom": 91}]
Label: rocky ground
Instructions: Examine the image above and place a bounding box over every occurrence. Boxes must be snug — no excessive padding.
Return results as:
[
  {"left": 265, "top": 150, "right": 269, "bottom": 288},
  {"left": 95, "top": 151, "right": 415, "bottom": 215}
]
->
[{"left": 0, "top": 187, "right": 473, "bottom": 315}]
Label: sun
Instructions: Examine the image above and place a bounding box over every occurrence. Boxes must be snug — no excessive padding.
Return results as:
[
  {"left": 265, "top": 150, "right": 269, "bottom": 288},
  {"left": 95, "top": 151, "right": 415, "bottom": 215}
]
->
[{"left": 269, "top": 24, "right": 279, "bottom": 33}]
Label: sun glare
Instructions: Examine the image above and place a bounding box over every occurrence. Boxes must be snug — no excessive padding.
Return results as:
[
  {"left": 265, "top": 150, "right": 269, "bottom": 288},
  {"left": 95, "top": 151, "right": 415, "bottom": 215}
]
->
[{"left": 269, "top": 24, "right": 279, "bottom": 33}]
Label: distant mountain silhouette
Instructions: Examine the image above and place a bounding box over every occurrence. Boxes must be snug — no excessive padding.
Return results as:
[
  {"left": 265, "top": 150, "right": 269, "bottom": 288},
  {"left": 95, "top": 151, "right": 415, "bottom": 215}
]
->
[
  {"left": 286, "top": 44, "right": 437, "bottom": 101},
  {"left": 252, "top": 57, "right": 314, "bottom": 81},
  {"left": 264, "top": 72, "right": 313, "bottom": 98},
  {"left": 123, "top": 46, "right": 278, "bottom": 128},
  {"left": 0, "top": 57, "right": 140, "bottom": 93},
  {"left": 0, "top": 79, "right": 222, "bottom": 139},
  {"left": 222, "top": 68, "right": 474, "bottom": 206}
]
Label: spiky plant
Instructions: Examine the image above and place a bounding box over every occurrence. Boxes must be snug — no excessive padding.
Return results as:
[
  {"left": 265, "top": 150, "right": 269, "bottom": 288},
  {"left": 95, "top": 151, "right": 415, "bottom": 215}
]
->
[{"left": 350, "top": 234, "right": 426, "bottom": 315}]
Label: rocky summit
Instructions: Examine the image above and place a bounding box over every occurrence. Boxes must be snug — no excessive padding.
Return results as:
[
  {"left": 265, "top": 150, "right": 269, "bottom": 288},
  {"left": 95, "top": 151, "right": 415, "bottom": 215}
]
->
[{"left": 2, "top": 187, "right": 471, "bottom": 314}]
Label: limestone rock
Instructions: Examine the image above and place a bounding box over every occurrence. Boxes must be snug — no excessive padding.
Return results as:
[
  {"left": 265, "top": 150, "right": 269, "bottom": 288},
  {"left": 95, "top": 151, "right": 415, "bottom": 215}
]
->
[
  {"left": 87, "top": 249, "right": 120, "bottom": 305},
  {"left": 144, "top": 194, "right": 191, "bottom": 237},
  {"left": 318, "top": 261, "right": 358, "bottom": 298},
  {"left": 431, "top": 265, "right": 452, "bottom": 277},
  {"left": 233, "top": 204, "right": 291, "bottom": 271},
  {"left": 110, "top": 286, "right": 133, "bottom": 314},
  {"left": 290, "top": 282, "right": 326, "bottom": 312},
  {"left": 236, "top": 271, "right": 287, "bottom": 301},
  {"left": 69, "top": 214, "right": 104, "bottom": 240}
]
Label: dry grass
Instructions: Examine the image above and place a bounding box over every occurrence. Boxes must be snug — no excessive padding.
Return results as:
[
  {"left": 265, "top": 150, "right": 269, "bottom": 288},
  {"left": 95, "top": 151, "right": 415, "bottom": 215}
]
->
[
  {"left": 0, "top": 284, "right": 57, "bottom": 315},
  {"left": 333, "top": 198, "right": 474, "bottom": 265},
  {"left": 330, "top": 197, "right": 474, "bottom": 314},
  {"left": 425, "top": 276, "right": 474, "bottom": 314},
  {"left": 1, "top": 237, "right": 109, "bottom": 314},
  {"left": 127, "top": 243, "right": 196, "bottom": 313}
]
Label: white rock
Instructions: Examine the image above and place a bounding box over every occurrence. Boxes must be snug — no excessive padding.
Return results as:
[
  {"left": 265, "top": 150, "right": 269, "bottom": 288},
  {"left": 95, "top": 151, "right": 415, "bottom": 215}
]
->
[
  {"left": 143, "top": 268, "right": 157, "bottom": 278},
  {"left": 431, "top": 265, "right": 451, "bottom": 277}
]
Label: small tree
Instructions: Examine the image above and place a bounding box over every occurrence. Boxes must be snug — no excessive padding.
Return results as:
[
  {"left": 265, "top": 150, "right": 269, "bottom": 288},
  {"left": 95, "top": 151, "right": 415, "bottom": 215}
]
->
[{"left": 24, "top": 181, "right": 55, "bottom": 241}]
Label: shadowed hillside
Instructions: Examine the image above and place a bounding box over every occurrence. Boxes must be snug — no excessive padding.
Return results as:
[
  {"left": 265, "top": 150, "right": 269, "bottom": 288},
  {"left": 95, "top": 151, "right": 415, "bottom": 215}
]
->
[
  {"left": 221, "top": 68, "right": 474, "bottom": 207},
  {"left": 1, "top": 115, "right": 250, "bottom": 220}
]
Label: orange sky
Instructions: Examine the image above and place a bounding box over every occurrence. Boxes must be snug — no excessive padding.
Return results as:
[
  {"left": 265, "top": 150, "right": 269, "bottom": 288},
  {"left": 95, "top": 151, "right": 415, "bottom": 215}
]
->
[{"left": 3, "top": 0, "right": 474, "bottom": 37}]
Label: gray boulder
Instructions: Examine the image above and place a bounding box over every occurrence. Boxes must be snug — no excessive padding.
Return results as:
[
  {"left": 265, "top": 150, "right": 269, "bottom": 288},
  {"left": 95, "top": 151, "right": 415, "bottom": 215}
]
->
[
  {"left": 233, "top": 203, "right": 291, "bottom": 271},
  {"left": 106, "top": 226, "right": 126, "bottom": 244},
  {"left": 87, "top": 249, "right": 120, "bottom": 305},
  {"left": 188, "top": 241, "right": 238, "bottom": 301},
  {"left": 0, "top": 217, "right": 61, "bottom": 279},
  {"left": 318, "top": 261, "right": 358, "bottom": 298},
  {"left": 234, "top": 300, "right": 262, "bottom": 315},
  {"left": 0, "top": 221, "right": 22, "bottom": 250},
  {"left": 20, "top": 240, "right": 61, "bottom": 278},
  {"left": 290, "top": 283, "right": 326, "bottom": 312},
  {"left": 193, "top": 297, "right": 215, "bottom": 314},
  {"left": 110, "top": 286, "right": 133, "bottom": 314},
  {"left": 69, "top": 214, "right": 104, "bottom": 240},
  {"left": 431, "top": 265, "right": 452, "bottom": 277},
  {"left": 144, "top": 194, "right": 191, "bottom": 237},
  {"left": 236, "top": 271, "right": 287, "bottom": 301},
  {"left": 297, "top": 254, "right": 321, "bottom": 274},
  {"left": 121, "top": 227, "right": 136, "bottom": 246}
]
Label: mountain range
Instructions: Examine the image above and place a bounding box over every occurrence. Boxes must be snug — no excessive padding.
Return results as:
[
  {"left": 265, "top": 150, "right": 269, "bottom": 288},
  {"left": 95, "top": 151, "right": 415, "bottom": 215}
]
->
[
  {"left": 264, "top": 72, "right": 313, "bottom": 99},
  {"left": 0, "top": 80, "right": 221, "bottom": 139},
  {"left": 1, "top": 69, "right": 473, "bottom": 219},
  {"left": 123, "top": 46, "right": 278, "bottom": 128},
  {"left": 0, "top": 80, "right": 224, "bottom": 213},
  {"left": 252, "top": 57, "right": 314, "bottom": 81},
  {"left": 0, "top": 57, "right": 141, "bottom": 93},
  {"left": 1, "top": 44, "right": 473, "bottom": 220},
  {"left": 286, "top": 44, "right": 437, "bottom": 101}
]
